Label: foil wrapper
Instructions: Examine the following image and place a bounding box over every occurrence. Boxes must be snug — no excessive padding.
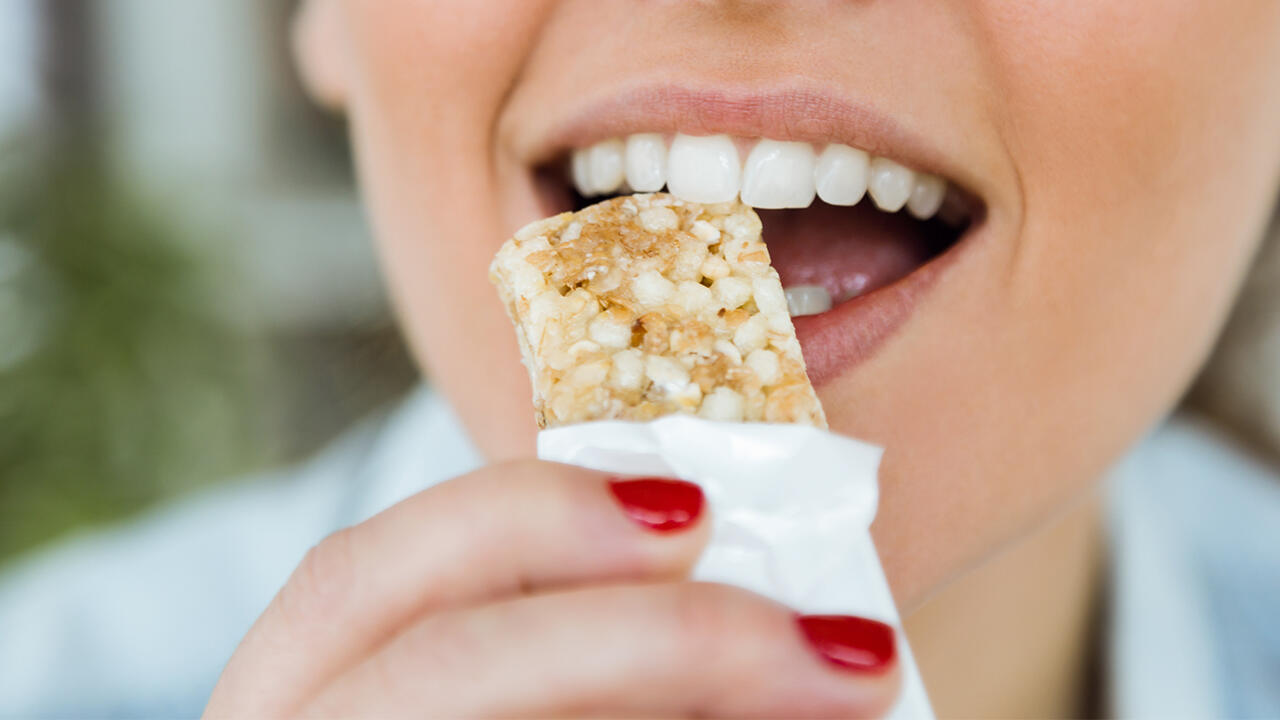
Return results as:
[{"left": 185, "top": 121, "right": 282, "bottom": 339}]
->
[{"left": 539, "top": 416, "right": 934, "bottom": 719}]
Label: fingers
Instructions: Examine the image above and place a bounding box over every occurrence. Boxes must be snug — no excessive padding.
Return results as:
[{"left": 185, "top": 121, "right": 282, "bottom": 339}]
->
[
  {"left": 307, "top": 582, "right": 902, "bottom": 719},
  {"left": 206, "top": 461, "right": 709, "bottom": 717}
]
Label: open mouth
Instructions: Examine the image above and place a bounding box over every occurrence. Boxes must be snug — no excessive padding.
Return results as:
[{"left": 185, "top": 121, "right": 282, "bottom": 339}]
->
[{"left": 524, "top": 98, "right": 987, "bottom": 384}]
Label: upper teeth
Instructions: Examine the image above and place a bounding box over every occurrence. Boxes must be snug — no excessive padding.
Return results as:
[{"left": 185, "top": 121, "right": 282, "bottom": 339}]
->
[
  {"left": 814, "top": 144, "right": 869, "bottom": 206},
  {"left": 571, "top": 133, "right": 949, "bottom": 219},
  {"left": 585, "top": 138, "right": 625, "bottom": 195},
  {"left": 867, "top": 156, "right": 914, "bottom": 213},
  {"left": 667, "top": 134, "right": 741, "bottom": 204},
  {"left": 741, "top": 139, "right": 817, "bottom": 209},
  {"left": 907, "top": 173, "right": 946, "bottom": 220},
  {"left": 624, "top": 134, "right": 667, "bottom": 193}
]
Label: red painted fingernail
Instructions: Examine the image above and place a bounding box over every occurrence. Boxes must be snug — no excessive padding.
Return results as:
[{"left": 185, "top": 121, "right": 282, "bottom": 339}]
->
[
  {"left": 796, "top": 615, "right": 897, "bottom": 673},
  {"left": 607, "top": 478, "right": 704, "bottom": 533}
]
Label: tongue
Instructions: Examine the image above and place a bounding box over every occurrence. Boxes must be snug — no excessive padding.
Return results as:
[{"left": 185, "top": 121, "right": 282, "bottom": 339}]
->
[{"left": 757, "top": 203, "right": 942, "bottom": 303}]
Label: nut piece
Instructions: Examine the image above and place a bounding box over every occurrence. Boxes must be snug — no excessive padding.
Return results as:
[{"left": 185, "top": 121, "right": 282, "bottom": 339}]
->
[{"left": 490, "top": 193, "right": 826, "bottom": 429}]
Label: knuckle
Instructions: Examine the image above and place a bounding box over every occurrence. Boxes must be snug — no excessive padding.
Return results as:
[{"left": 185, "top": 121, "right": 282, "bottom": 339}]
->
[
  {"left": 356, "top": 612, "right": 476, "bottom": 709},
  {"left": 431, "top": 458, "right": 624, "bottom": 597},
  {"left": 461, "top": 457, "right": 601, "bottom": 520},
  {"left": 357, "top": 633, "right": 416, "bottom": 706},
  {"left": 280, "top": 527, "right": 360, "bottom": 625},
  {"left": 664, "top": 583, "right": 762, "bottom": 668},
  {"left": 401, "top": 612, "right": 475, "bottom": 681}
]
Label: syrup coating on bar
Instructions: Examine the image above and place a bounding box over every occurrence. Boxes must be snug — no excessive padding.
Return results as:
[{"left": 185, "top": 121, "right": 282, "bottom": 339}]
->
[{"left": 490, "top": 193, "right": 827, "bottom": 429}]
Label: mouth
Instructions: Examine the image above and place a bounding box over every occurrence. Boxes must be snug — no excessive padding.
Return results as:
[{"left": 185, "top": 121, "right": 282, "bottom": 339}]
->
[{"left": 522, "top": 88, "right": 986, "bottom": 385}]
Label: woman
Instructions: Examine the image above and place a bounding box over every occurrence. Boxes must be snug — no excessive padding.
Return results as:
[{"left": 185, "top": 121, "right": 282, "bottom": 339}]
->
[{"left": 6, "top": 1, "right": 1280, "bottom": 717}]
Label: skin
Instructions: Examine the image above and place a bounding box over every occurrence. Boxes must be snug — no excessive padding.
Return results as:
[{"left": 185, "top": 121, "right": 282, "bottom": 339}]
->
[{"left": 208, "top": 1, "right": 1280, "bottom": 716}]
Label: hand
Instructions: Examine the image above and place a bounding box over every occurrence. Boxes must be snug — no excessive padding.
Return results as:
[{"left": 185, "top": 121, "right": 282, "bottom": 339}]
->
[{"left": 204, "top": 460, "right": 901, "bottom": 717}]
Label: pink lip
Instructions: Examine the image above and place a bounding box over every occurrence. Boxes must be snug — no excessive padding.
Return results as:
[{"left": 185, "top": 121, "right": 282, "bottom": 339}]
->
[{"left": 515, "top": 84, "right": 987, "bottom": 387}]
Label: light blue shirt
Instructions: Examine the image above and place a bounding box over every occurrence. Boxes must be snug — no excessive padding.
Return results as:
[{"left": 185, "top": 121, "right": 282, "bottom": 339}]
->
[{"left": 1, "top": 388, "right": 1277, "bottom": 718}]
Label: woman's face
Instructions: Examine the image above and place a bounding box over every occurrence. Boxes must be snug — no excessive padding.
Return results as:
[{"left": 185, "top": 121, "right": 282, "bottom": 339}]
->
[{"left": 297, "top": 0, "right": 1280, "bottom": 606}]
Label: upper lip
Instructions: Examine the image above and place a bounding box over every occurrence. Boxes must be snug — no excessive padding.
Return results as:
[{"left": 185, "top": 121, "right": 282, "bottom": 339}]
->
[{"left": 503, "top": 83, "right": 986, "bottom": 207}]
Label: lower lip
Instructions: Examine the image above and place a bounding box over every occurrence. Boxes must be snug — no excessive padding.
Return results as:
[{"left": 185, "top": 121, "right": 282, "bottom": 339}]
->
[{"left": 790, "top": 222, "right": 982, "bottom": 386}]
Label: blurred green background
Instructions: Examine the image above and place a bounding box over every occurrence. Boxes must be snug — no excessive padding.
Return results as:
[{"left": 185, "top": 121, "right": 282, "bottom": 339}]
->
[{"left": 0, "top": 0, "right": 416, "bottom": 563}]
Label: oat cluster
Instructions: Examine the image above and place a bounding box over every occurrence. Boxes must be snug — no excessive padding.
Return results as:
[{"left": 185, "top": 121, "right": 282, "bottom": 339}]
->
[{"left": 490, "top": 193, "right": 827, "bottom": 429}]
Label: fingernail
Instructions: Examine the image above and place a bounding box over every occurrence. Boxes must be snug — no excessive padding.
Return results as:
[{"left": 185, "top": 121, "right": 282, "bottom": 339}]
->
[
  {"left": 796, "top": 614, "right": 897, "bottom": 673},
  {"left": 607, "top": 478, "right": 704, "bottom": 533}
]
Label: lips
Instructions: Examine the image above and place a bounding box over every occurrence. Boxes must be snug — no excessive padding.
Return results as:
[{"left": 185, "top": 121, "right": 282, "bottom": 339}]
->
[{"left": 516, "top": 88, "right": 984, "bottom": 385}]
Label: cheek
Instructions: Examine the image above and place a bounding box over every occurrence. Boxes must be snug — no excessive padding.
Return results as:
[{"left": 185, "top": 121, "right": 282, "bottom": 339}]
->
[
  {"left": 339, "top": 0, "right": 556, "bottom": 458},
  {"left": 857, "top": 2, "right": 1280, "bottom": 604},
  {"left": 988, "top": 0, "right": 1280, "bottom": 407},
  {"left": 980, "top": 0, "right": 1280, "bottom": 245}
]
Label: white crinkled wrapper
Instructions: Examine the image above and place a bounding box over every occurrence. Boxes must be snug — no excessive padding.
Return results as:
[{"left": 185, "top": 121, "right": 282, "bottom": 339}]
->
[{"left": 539, "top": 416, "right": 934, "bottom": 719}]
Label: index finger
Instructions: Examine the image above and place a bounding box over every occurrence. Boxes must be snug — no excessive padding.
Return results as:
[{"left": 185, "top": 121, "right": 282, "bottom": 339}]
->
[{"left": 205, "top": 460, "right": 710, "bottom": 717}]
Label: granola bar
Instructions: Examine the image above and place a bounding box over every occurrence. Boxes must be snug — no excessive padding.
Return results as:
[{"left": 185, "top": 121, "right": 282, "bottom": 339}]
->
[{"left": 490, "top": 193, "right": 826, "bottom": 429}]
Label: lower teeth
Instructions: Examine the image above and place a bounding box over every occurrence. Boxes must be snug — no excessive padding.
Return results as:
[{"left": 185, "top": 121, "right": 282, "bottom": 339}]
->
[{"left": 784, "top": 285, "right": 833, "bottom": 317}]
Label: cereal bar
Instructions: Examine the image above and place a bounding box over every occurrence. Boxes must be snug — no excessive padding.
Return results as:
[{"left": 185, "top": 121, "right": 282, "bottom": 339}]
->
[{"left": 489, "top": 193, "right": 827, "bottom": 429}]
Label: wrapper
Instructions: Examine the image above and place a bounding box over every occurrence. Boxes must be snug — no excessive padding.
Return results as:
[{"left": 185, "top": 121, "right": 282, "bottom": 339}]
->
[{"left": 539, "top": 416, "right": 934, "bottom": 719}]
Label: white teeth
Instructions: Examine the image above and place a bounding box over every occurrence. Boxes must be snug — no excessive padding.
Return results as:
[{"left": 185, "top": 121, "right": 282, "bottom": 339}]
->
[
  {"left": 740, "top": 140, "right": 816, "bottom": 209},
  {"left": 867, "top": 157, "right": 915, "bottom": 212},
  {"left": 624, "top": 134, "right": 667, "bottom": 193},
  {"left": 571, "top": 149, "right": 592, "bottom": 196},
  {"left": 585, "top": 138, "right": 625, "bottom": 195},
  {"left": 784, "top": 285, "right": 833, "bottom": 317},
  {"left": 570, "top": 134, "right": 953, "bottom": 223},
  {"left": 666, "top": 133, "right": 741, "bottom": 204},
  {"left": 814, "top": 144, "right": 869, "bottom": 206},
  {"left": 907, "top": 173, "right": 946, "bottom": 220}
]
